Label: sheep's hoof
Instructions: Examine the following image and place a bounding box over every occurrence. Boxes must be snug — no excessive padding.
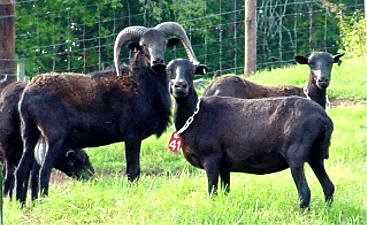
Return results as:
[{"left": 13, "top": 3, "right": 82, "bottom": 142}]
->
[
  {"left": 300, "top": 205, "right": 310, "bottom": 212},
  {"left": 325, "top": 196, "right": 334, "bottom": 207}
]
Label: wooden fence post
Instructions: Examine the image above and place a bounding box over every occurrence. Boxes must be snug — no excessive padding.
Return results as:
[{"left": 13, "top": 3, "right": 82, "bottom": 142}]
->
[
  {"left": 0, "top": 0, "right": 16, "bottom": 81},
  {"left": 244, "top": 0, "right": 257, "bottom": 77},
  {"left": 0, "top": 1, "right": 15, "bottom": 221}
]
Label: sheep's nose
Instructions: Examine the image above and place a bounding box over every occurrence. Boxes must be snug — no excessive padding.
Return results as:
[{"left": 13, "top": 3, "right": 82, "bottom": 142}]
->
[
  {"left": 317, "top": 77, "right": 330, "bottom": 88},
  {"left": 174, "top": 80, "right": 187, "bottom": 89},
  {"left": 152, "top": 58, "right": 165, "bottom": 65},
  {"left": 318, "top": 77, "right": 330, "bottom": 86},
  {"left": 151, "top": 58, "right": 166, "bottom": 73},
  {"left": 318, "top": 77, "right": 329, "bottom": 83}
]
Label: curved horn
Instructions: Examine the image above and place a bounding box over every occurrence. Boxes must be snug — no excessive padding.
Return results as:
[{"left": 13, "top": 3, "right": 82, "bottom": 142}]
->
[
  {"left": 0, "top": 74, "right": 9, "bottom": 85},
  {"left": 114, "top": 26, "right": 148, "bottom": 76},
  {"left": 155, "top": 22, "right": 199, "bottom": 65},
  {"left": 66, "top": 150, "right": 75, "bottom": 157}
]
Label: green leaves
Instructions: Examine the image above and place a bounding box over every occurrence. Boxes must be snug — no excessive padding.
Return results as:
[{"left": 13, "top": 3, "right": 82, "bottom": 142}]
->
[
  {"left": 15, "top": 0, "right": 363, "bottom": 78},
  {"left": 338, "top": 9, "right": 366, "bottom": 57}
]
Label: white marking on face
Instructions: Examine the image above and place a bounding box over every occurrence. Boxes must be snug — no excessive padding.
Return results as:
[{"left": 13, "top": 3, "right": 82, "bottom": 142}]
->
[
  {"left": 175, "top": 66, "right": 182, "bottom": 82},
  {"left": 313, "top": 69, "right": 322, "bottom": 78}
]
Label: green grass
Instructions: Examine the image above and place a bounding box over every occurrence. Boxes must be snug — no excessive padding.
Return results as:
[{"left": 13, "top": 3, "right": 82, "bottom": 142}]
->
[
  {"left": 3, "top": 57, "right": 367, "bottom": 224},
  {"left": 328, "top": 104, "right": 367, "bottom": 164}
]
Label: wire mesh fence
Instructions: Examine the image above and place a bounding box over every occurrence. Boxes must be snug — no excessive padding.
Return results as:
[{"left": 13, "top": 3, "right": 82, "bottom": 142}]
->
[{"left": 3, "top": 0, "right": 365, "bottom": 78}]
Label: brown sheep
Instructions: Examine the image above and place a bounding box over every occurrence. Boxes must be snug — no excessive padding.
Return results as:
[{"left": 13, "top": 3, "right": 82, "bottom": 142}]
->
[{"left": 203, "top": 52, "right": 344, "bottom": 109}]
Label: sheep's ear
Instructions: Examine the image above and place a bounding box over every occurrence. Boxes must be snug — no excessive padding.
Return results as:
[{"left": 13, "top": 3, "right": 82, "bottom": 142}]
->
[
  {"left": 333, "top": 53, "right": 345, "bottom": 66},
  {"left": 167, "top": 38, "right": 181, "bottom": 47},
  {"left": 195, "top": 65, "right": 209, "bottom": 75},
  {"left": 294, "top": 55, "right": 308, "bottom": 64}
]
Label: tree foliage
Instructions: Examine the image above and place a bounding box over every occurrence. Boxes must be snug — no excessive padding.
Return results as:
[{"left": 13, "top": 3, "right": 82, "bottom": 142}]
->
[
  {"left": 338, "top": 9, "right": 366, "bottom": 57},
  {"left": 15, "top": 0, "right": 363, "bottom": 78}
]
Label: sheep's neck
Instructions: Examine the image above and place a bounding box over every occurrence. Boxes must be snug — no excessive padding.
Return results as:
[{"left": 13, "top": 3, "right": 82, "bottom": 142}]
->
[
  {"left": 306, "top": 78, "right": 327, "bottom": 109},
  {"left": 130, "top": 52, "right": 171, "bottom": 136},
  {"left": 174, "top": 89, "right": 199, "bottom": 132}
]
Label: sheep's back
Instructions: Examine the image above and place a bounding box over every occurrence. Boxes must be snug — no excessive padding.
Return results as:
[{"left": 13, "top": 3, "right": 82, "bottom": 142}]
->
[
  {"left": 25, "top": 72, "right": 137, "bottom": 106},
  {"left": 0, "top": 81, "right": 27, "bottom": 136},
  {"left": 185, "top": 96, "right": 331, "bottom": 157},
  {"left": 204, "top": 74, "right": 305, "bottom": 99}
]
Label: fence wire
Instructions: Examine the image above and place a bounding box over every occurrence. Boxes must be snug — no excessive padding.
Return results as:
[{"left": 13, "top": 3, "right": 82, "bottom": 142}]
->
[{"left": 0, "top": 0, "right": 364, "bottom": 77}]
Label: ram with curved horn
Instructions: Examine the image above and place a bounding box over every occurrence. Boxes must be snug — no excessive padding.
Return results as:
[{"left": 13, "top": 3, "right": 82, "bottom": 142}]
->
[
  {"left": 15, "top": 22, "right": 198, "bottom": 204},
  {"left": 114, "top": 22, "right": 198, "bottom": 76}
]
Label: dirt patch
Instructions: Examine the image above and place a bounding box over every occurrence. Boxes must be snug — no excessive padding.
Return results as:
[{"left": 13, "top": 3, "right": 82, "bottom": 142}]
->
[
  {"left": 329, "top": 98, "right": 362, "bottom": 107},
  {"left": 50, "top": 170, "right": 72, "bottom": 184},
  {"left": 49, "top": 167, "right": 169, "bottom": 185},
  {"left": 143, "top": 168, "right": 167, "bottom": 176}
]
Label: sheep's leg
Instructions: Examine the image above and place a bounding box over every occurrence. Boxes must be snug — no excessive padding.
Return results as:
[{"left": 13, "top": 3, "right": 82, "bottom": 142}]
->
[
  {"left": 125, "top": 138, "right": 141, "bottom": 182},
  {"left": 289, "top": 163, "right": 310, "bottom": 209},
  {"left": 17, "top": 98, "right": 42, "bottom": 204},
  {"left": 204, "top": 156, "right": 221, "bottom": 196},
  {"left": 308, "top": 160, "right": 334, "bottom": 206},
  {"left": 15, "top": 138, "right": 38, "bottom": 204},
  {"left": 31, "top": 161, "right": 40, "bottom": 200},
  {"left": 287, "top": 141, "right": 312, "bottom": 209},
  {"left": 220, "top": 167, "right": 230, "bottom": 193},
  {"left": 3, "top": 164, "right": 15, "bottom": 199},
  {"left": 39, "top": 139, "right": 64, "bottom": 197}
]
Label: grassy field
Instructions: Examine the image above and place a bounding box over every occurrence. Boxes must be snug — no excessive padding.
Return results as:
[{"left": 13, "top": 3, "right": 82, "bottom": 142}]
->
[{"left": 3, "top": 57, "right": 366, "bottom": 224}]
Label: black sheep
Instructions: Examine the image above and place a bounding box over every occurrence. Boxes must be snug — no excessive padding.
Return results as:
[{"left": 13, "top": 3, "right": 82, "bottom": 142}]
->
[
  {"left": 0, "top": 81, "right": 94, "bottom": 200},
  {"left": 168, "top": 59, "right": 334, "bottom": 208},
  {"left": 15, "top": 22, "right": 198, "bottom": 204}
]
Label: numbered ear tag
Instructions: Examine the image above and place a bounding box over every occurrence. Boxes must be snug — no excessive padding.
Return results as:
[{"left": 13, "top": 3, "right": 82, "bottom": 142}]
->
[{"left": 168, "top": 131, "right": 182, "bottom": 152}]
